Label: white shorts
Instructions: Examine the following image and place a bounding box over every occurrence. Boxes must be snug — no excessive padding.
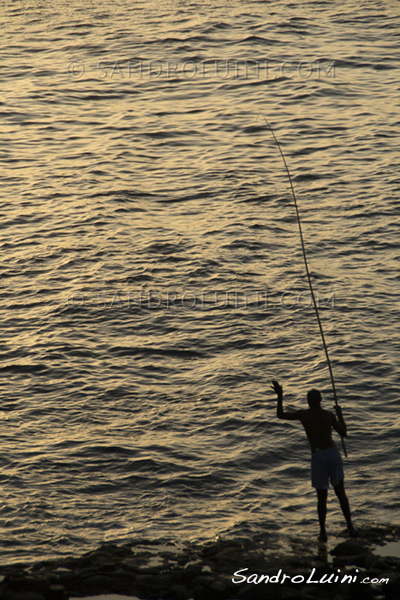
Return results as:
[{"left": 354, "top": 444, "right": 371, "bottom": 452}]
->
[{"left": 311, "top": 445, "right": 344, "bottom": 490}]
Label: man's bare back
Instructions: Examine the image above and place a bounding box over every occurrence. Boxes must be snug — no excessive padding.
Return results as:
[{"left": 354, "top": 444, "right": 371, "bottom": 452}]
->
[
  {"left": 273, "top": 381, "right": 346, "bottom": 453},
  {"left": 298, "top": 407, "right": 345, "bottom": 453}
]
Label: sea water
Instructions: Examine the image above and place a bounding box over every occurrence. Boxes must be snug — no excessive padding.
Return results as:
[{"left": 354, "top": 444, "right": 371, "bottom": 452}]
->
[{"left": 0, "top": 0, "right": 399, "bottom": 564}]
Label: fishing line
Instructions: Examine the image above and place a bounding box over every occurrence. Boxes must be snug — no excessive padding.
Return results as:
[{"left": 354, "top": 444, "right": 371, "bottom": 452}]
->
[{"left": 263, "top": 117, "right": 347, "bottom": 457}]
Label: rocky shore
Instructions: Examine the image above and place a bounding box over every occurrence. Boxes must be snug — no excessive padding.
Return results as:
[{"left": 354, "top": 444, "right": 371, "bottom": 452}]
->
[{"left": 1, "top": 523, "right": 399, "bottom": 600}]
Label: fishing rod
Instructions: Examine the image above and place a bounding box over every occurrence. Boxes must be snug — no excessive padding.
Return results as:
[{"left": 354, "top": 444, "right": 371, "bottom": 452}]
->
[{"left": 264, "top": 118, "right": 347, "bottom": 458}]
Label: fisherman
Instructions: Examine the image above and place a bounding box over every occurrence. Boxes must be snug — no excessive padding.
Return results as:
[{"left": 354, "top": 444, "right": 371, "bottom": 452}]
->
[{"left": 272, "top": 380, "right": 357, "bottom": 542}]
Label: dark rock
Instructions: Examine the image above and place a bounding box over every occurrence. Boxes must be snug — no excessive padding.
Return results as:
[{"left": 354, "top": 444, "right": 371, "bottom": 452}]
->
[
  {"left": 286, "top": 556, "right": 316, "bottom": 569},
  {"left": 62, "top": 543, "right": 134, "bottom": 572},
  {"left": 72, "top": 574, "right": 120, "bottom": 594},
  {"left": 236, "top": 583, "right": 281, "bottom": 600},
  {"left": 192, "top": 586, "right": 223, "bottom": 600},
  {"left": 170, "top": 583, "right": 191, "bottom": 599},
  {"left": 214, "top": 548, "right": 244, "bottom": 566},
  {"left": 1, "top": 524, "right": 399, "bottom": 600},
  {"left": 193, "top": 586, "right": 210, "bottom": 600},
  {"left": 108, "top": 568, "right": 138, "bottom": 589},
  {"left": 3, "top": 593, "right": 46, "bottom": 600},
  {"left": 119, "top": 557, "right": 142, "bottom": 572},
  {"left": 135, "top": 572, "right": 172, "bottom": 595},
  {"left": 280, "top": 590, "right": 308, "bottom": 600},
  {"left": 385, "top": 580, "right": 400, "bottom": 600},
  {"left": 348, "top": 583, "right": 377, "bottom": 599},
  {"left": 334, "top": 553, "right": 374, "bottom": 569},
  {"left": 4, "top": 576, "right": 50, "bottom": 596},
  {"left": 370, "top": 556, "right": 400, "bottom": 570},
  {"left": 177, "top": 551, "right": 199, "bottom": 567},
  {"left": 210, "top": 578, "right": 227, "bottom": 592},
  {"left": 202, "top": 540, "right": 242, "bottom": 560},
  {"left": 47, "top": 585, "right": 65, "bottom": 600},
  {"left": 356, "top": 523, "right": 400, "bottom": 543},
  {"left": 332, "top": 540, "right": 370, "bottom": 557},
  {"left": 194, "top": 574, "right": 215, "bottom": 587},
  {"left": 184, "top": 562, "right": 203, "bottom": 576}
]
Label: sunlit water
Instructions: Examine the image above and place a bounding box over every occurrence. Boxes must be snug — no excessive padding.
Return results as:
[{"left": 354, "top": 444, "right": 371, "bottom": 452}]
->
[{"left": 0, "top": 0, "right": 399, "bottom": 564}]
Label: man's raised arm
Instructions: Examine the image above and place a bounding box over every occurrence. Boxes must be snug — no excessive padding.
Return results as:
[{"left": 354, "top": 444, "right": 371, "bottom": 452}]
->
[{"left": 272, "top": 380, "right": 301, "bottom": 421}]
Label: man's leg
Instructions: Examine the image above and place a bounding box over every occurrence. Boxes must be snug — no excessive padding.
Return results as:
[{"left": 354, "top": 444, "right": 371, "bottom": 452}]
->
[
  {"left": 317, "top": 488, "right": 328, "bottom": 541},
  {"left": 333, "top": 479, "right": 357, "bottom": 536}
]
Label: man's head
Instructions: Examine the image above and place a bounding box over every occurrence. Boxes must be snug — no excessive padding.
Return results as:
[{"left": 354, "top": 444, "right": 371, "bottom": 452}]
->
[{"left": 307, "top": 388, "right": 322, "bottom": 408}]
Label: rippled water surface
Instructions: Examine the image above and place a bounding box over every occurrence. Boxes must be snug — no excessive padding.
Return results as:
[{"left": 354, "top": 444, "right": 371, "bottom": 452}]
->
[{"left": 1, "top": 0, "right": 399, "bottom": 564}]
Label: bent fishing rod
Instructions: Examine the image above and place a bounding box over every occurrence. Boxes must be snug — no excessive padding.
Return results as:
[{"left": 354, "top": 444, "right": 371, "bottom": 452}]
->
[{"left": 264, "top": 118, "right": 347, "bottom": 457}]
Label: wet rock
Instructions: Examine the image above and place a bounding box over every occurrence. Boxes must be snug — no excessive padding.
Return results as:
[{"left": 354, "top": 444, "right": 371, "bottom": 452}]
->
[
  {"left": 1, "top": 524, "right": 399, "bottom": 600},
  {"left": 386, "top": 580, "right": 400, "bottom": 600},
  {"left": 236, "top": 584, "right": 281, "bottom": 600},
  {"left": 356, "top": 523, "right": 400, "bottom": 544},
  {"left": 73, "top": 573, "right": 121, "bottom": 594},
  {"left": 370, "top": 556, "right": 400, "bottom": 570},
  {"left": 214, "top": 547, "right": 245, "bottom": 566},
  {"left": 47, "top": 585, "right": 65, "bottom": 600},
  {"left": 183, "top": 559, "right": 203, "bottom": 574},
  {"left": 193, "top": 574, "right": 215, "bottom": 587},
  {"left": 193, "top": 586, "right": 211, "bottom": 600},
  {"left": 135, "top": 572, "right": 173, "bottom": 596},
  {"left": 1, "top": 575, "right": 50, "bottom": 600},
  {"left": 333, "top": 554, "right": 374, "bottom": 569},
  {"left": 2, "top": 592, "right": 46, "bottom": 600},
  {"left": 332, "top": 540, "right": 370, "bottom": 557},
  {"left": 210, "top": 578, "right": 227, "bottom": 592},
  {"left": 348, "top": 583, "right": 377, "bottom": 599},
  {"left": 169, "top": 583, "right": 191, "bottom": 599}
]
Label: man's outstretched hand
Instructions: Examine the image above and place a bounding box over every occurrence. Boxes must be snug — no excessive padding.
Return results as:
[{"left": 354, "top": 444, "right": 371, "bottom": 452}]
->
[{"left": 271, "top": 380, "right": 283, "bottom": 398}]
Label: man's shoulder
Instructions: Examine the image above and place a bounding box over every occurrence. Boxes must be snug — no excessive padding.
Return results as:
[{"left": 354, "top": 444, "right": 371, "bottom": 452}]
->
[
  {"left": 303, "top": 408, "right": 335, "bottom": 421},
  {"left": 322, "top": 408, "right": 336, "bottom": 417},
  {"left": 321, "top": 408, "right": 337, "bottom": 422},
  {"left": 296, "top": 408, "right": 307, "bottom": 420}
]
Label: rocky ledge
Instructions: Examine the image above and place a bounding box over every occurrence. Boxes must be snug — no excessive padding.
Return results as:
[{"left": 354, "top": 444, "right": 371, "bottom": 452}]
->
[{"left": 0, "top": 523, "right": 399, "bottom": 600}]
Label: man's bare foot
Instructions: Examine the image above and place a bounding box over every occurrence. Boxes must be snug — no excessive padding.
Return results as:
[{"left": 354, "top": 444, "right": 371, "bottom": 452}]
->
[{"left": 318, "top": 530, "right": 328, "bottom": 542}]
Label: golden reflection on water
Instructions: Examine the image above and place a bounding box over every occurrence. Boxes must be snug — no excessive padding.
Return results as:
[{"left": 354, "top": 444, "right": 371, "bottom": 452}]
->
[{"left": 0, "top": 0, "right": 399, "bottom": 564}]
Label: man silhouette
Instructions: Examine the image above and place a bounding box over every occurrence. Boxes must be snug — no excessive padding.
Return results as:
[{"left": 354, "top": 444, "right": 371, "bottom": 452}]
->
[{"left": 272, "top": 380, "right": 357, "bottom": 541}]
